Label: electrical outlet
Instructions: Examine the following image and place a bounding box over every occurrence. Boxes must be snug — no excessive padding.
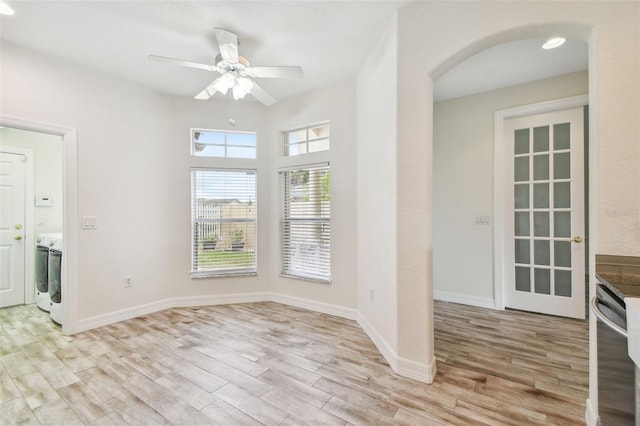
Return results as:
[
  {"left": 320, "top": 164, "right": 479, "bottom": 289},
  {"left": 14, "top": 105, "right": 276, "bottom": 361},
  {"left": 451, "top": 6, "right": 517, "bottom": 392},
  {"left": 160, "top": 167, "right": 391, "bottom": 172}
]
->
[
  {"left": 124, "top": 276, "right": 133, "bottom": 288},
  {"left": 369, "top": 288, "right": 375, "bottom": 302}
]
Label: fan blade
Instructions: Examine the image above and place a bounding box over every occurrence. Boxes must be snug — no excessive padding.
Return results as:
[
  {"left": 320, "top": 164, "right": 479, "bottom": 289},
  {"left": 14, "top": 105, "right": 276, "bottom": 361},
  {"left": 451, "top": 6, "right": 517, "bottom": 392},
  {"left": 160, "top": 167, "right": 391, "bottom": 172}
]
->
[
  {"left": 247, "top": 66, "right": 304, "bottom": 79},
  {"left": 250, "top": 81, "right": 277, "bottom": 106},
  {"left": 214, "top": 28, "right": 239, "bottom": 64},
  {"left": 194, "top": 78, "right": 222, "bottom": 100},
  {"left": 148, "top": 54, "right": 218, "bottom": 72}
]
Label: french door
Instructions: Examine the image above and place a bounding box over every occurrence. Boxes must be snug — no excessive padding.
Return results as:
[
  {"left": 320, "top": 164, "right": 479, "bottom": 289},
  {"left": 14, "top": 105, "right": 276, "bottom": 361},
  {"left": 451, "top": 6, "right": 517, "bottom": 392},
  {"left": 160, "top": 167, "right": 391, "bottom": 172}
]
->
[{"left": 503, "top": 107, "right": 585, "bottom": 319}]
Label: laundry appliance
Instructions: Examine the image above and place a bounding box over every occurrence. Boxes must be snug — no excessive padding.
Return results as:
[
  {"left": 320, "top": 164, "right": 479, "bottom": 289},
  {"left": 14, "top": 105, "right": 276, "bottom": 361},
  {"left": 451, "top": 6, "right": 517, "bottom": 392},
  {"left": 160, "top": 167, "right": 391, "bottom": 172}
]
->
[
  {"left": 48, "top": 235, "right": 63, "bottom": 325},
  {"left": 35, "top": 233, "right": 62, "bottom": 312}
]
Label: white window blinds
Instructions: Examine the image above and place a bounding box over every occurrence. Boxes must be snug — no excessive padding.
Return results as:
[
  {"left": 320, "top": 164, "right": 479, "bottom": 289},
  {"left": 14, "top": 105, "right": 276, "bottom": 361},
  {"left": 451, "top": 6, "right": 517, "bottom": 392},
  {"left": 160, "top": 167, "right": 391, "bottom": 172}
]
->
[
  {"left": 280, "top": 164, "right": 331, "bottom": 282},
  {"left": 191, "top": 169, "right": 257, "bottom": 276}
]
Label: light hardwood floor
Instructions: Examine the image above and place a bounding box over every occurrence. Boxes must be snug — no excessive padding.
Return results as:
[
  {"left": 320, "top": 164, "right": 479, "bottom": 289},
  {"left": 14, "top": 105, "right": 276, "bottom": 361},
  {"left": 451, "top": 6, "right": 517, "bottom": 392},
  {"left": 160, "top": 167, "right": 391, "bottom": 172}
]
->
[{"left": 1, "top": 301, "right": 588, "bottom": 425}]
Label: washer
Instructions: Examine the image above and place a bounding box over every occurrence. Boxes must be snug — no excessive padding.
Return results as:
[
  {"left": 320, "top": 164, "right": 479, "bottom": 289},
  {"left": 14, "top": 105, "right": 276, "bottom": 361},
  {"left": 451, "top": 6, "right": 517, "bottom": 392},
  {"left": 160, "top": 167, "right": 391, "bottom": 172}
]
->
[
  {"left": 48, "top": 235, "right": 63, "bottom": 325},
  {"left": 35, "top": 233, "right": 62, "bottom": 312}
]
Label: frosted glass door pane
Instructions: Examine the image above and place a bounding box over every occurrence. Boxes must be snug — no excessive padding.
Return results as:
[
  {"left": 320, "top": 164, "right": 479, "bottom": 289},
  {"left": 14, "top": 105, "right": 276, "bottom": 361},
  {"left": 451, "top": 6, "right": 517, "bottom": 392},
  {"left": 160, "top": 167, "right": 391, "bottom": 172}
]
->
[
  {"left": 514, "top": 129, "right": 529, "bottom": 154},
  {"left": 554, "top": 241, "right": 571, "bottom": 267},
  {"left": 554, "top": 123, "right": 570, "bottom": 150},
  {"left": 534, "top": 240, "right": 550, "bottom": 265},
  {"left": 515, "top": 185, "right": 529, "bottom": 209},
  {"left": 534, "top": 269, "right": 551, "bottom": 294},
  {"left": 554, "top": 153, "right": 570, "bottom": 179},
  {"left": 534, "top": 183, "right": 549, "bottom": 208},
  {"left": 515, "top": 239, "right": 530, "bottom": 264},
  {"left": 555, "top": 270, "right": 572, "bottom": 297},
  {"left": 554, "top": 182, "right": 571, "bottom": 208},
  {"left": 554, "top": 212, "right": 571, "bottom": 238},
  {"left": 533, "top": 155, "right": 549, "bottom": 180},
  {"left": 515, "top": 212, "right": 530, "bottom": 236},
  {"left": 514, "top": 157, "right": 529, "bottom": 181},
  {"left": 534, "top": 212, "right": 549, "bottom": 237},
  {"left": 516, "top": 267, "right": 531, "bottom": 292},
  {"left": 534, "top": 126, "right": 549, "bottom": 152}
]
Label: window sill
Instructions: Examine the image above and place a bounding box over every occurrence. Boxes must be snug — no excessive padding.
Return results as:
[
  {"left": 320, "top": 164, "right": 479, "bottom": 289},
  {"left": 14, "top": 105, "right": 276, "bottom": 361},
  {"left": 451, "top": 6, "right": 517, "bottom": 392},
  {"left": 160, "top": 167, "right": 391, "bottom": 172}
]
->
[
  {"left": 279, "top": 273, "right": 331, "bottom": 284},
  {"left": 191, "top": 271, "right": 257, "bottom": 279}
]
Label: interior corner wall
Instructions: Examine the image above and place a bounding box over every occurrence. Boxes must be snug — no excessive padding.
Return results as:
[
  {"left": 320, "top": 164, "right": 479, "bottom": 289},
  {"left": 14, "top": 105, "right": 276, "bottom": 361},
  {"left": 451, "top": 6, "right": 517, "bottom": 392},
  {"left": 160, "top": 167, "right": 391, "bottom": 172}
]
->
[
  {"left": 265, "top": 80, "right": 357, "bottom": 312},
  {"left": 0, "top": 127, "right": 64, "bottom": 234},
  {"left": 355, "top": 15, "right": 399, "bottom": 359},
  {"left": 433, "top": 71, "right": 589, "bottom": 305}
]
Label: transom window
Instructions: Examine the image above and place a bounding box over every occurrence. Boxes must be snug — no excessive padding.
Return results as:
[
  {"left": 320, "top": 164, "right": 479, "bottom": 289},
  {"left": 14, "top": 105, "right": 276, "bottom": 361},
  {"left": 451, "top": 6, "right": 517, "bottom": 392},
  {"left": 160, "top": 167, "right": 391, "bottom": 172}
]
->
[
  {"left": 284, "top": 123, "right": 330, "bottom": 157},
  {"left": 191, "top": 169, "right": 257, "bottom": 277},
  {"left": 192, "top": 129, "right": 256, "bottom": 159}
]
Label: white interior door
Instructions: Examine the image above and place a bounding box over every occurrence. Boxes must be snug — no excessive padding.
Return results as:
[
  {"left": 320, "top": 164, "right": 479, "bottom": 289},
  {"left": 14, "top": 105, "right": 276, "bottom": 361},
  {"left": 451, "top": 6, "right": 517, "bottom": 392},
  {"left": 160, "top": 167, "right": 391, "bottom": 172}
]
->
[
  {"left": 503, "top": 107, "right": 585, "bottom": 319},
  {"left": 0, "top": 152, "right": 27, "bottom": 308}
]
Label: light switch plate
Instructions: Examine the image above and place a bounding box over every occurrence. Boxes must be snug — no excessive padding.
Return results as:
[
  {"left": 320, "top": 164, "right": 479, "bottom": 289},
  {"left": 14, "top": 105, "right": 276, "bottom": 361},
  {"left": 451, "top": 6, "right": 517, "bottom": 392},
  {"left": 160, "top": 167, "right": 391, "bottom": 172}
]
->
[{"left": 82, "top": 216, "right": 97, "bottom": 230}]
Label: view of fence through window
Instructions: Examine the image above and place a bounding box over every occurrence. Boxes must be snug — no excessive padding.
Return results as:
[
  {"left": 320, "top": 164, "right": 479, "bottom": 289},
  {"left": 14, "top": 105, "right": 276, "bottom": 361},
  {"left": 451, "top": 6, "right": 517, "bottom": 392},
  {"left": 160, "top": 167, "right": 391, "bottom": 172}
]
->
[
  {"left": 280, "top": 165, "right": 331, "bottom": 281},
  {"left": 191, "top": 169, "right": 257, "bottom": 275}
]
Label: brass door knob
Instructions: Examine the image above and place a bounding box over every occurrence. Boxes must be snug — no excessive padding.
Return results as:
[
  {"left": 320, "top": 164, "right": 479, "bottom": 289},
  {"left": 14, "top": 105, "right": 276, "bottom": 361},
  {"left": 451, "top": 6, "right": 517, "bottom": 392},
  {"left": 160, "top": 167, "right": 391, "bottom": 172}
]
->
[
  {"left": 571, "top": 236, "right": 583, "bottom": 243},
  {"left": 14, "top": 234, "right": 23, "bottom": 241}
]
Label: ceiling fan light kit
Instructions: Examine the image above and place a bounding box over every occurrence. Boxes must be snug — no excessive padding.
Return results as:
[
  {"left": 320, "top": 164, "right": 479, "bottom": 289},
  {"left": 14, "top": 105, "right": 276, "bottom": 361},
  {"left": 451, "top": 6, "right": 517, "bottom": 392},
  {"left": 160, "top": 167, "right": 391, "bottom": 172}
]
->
[{"left": 149, "top": 27, "right": 303, "bottom": 106}]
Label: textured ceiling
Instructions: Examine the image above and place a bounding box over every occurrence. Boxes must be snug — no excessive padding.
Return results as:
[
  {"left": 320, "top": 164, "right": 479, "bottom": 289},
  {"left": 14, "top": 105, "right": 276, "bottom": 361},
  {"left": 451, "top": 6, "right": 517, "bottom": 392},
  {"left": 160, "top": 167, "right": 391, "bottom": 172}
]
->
[{"left": 1, "top": 1, "right": 588, "bottom": 104}]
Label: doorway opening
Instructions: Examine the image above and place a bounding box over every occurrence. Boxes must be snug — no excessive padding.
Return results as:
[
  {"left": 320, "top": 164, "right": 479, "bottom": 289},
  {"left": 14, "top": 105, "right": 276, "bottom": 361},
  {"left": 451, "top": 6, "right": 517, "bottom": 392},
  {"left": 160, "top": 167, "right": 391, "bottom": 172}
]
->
[
  {"left": 0, "top": 116, "right": 78, "bottom": 335},
  {"left": 432, "top": 36, "right": 589, "bottom": 318},
  {"left": 0, "top": 127, "right": 64, "bottom": 317}
]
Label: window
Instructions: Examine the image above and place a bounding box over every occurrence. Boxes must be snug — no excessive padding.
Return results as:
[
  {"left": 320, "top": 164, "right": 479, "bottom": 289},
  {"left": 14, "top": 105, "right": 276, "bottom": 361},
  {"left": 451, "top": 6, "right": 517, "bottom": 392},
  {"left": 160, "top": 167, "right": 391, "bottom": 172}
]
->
[
  {"left": 284, "top": 123, "right": 330, "bottom": 157},
  {"left": 191, "top": 169, "right": 257, "bottom": 277},
  {"left": 280, "top": 164, "right": 330, "bottom": 282},
  {"left": 192, "top": 129, "right": 256, "bottom": 159}
]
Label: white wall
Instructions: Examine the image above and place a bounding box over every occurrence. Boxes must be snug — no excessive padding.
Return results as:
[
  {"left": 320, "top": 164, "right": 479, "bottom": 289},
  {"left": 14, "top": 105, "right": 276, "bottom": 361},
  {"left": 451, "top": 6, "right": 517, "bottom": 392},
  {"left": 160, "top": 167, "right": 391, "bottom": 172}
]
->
[
  {"left": 266, "top": 80, "right": 358, "bottom": 313},
  {"left": 433, "top": 71, "right": 589, "bottom": 306},
  {"left": 166, "top": 97, "right": 270, "bottom": 300},
  {"left": 0, "top": 127, "right": 64, "bottom": 234},
  {"left": 356, "top": 16, "right": 399, "bottom": 361}
]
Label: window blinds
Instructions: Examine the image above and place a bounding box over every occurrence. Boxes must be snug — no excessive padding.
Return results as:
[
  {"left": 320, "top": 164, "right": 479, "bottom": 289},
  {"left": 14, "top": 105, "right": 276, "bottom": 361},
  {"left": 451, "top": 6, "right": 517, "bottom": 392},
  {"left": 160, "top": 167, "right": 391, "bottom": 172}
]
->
[
  {"left": 191, "top": 169, "right": 257, "bottom": 275},
  {"left": 280, "top": 164, "right": 331, "bottom": 281}
]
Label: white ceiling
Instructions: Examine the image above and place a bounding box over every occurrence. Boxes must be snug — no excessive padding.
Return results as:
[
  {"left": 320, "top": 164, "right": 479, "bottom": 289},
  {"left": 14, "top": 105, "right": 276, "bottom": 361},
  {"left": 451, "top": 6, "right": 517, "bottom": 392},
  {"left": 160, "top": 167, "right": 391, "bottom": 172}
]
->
[
  {"left": 1, "top": 1, "right": 588, "bottom": 104},
  {"left": 434, "top": 38, "right": 588, "bottom": 102}
]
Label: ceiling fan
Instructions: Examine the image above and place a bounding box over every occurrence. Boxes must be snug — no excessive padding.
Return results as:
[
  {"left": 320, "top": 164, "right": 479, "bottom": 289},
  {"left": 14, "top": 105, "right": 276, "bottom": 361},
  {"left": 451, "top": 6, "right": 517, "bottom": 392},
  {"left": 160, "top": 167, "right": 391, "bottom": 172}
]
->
[{"left": 149, "top": 28, "right": 303, "bottom": 106}]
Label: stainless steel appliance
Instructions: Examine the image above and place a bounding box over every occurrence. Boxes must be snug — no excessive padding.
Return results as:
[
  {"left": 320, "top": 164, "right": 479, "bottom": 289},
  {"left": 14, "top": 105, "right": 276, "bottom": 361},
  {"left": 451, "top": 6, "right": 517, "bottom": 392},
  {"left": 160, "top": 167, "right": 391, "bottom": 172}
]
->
[{"left": 592, "top": 284, "right": 636, "bottom": 425}]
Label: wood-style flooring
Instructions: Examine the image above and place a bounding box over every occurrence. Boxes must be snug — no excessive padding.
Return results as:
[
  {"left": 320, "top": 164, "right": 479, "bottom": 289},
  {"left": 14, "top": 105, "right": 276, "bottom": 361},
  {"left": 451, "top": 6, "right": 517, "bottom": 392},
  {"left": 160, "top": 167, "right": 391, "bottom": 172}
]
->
[{"left": 0, "top": 301, "right": 588, "bottom": 425}]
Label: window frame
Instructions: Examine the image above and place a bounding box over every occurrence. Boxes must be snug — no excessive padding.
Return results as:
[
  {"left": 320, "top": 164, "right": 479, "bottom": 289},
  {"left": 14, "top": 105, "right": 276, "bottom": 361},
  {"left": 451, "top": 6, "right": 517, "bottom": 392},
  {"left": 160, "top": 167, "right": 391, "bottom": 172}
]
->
[
  {"left": 279, "top": 162, "right": 331, "bottom": 283},
  {"left": 283, "top": 122, "right": 330, "bottom": 157},
  {"left": 192, "top": 128, "right": 257, "bottom": 159},
  {"left": 189, "top": 168, "right": 258, "bottom": 278}
]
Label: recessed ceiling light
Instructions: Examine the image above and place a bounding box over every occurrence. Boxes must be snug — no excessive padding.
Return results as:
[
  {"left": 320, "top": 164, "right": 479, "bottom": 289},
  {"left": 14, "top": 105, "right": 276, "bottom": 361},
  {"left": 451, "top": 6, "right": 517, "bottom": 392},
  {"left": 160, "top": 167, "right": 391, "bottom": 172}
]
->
[
  {"left": 0, "top": 1, "right": 15, "bottom": 15},
  {"left": 543, "top": 37, "right": 566, "bottom": 50}
]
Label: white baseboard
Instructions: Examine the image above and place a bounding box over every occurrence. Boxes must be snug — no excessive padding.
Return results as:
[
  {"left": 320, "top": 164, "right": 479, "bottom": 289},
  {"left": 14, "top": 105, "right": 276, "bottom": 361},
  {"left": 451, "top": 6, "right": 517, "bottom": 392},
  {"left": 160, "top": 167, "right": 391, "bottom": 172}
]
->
[
  {"left": 75, "top": 292, "right": 355, "bottom": 333},
  {"left": 397, "top": 355, "right": 437, "bottom": 384},
  {"left": 75, "top": 291, "right": 436, "bottom": 385},
  {"left": 269, "top": 293, "right": 357, "bottom": 320},
  {"left": 356, "top": 312, "right": 398, "bottom": 371},
  {"left": 434, "top": 290, "right": 496, "bottom": 310},
  {"left": 356, "top": 312, "right": 436, "bottom": 384},
  {"left": 585, "top": 398, "right": 599, "bottom": 426}
]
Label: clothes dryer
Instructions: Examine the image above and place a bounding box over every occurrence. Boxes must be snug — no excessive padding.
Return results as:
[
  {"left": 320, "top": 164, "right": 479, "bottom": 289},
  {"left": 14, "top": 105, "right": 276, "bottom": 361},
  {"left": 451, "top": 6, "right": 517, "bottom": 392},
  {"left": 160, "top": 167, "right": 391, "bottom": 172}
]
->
[
  {"left": 35, "top": 233, "right": 62, "bottom": 312},
  {"left": 48, "top": 236, "right": 63, "bottom": 325}
]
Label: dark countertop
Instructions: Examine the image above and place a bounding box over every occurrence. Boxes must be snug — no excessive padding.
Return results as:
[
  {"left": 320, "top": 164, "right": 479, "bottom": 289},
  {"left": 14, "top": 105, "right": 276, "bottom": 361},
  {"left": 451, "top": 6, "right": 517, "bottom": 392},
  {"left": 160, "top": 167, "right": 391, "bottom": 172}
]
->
[{"left": 596, "top": 254, "right": 640, "bottom": 299}]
